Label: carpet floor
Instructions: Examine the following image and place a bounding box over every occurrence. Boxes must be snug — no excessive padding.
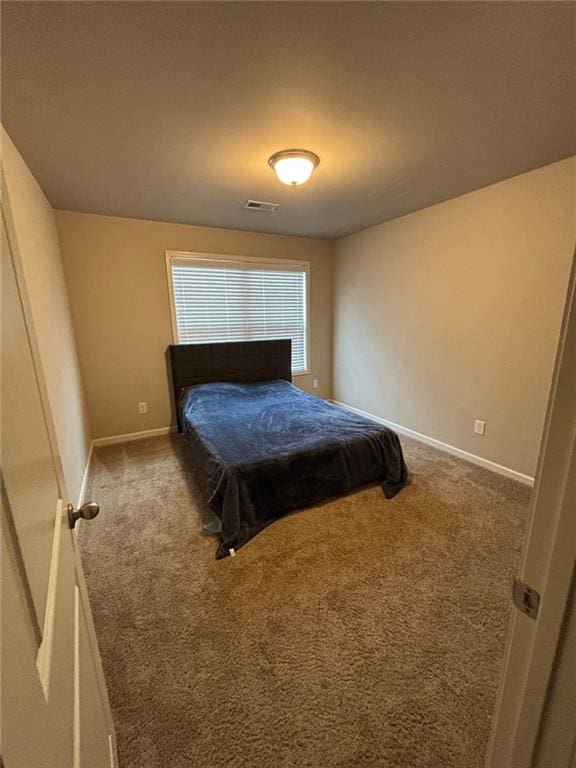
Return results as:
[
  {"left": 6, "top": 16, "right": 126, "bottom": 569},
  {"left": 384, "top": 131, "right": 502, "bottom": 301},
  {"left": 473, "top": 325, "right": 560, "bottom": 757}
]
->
[{"left": 80, "top": 433, "right": 530, "bottom": 768}]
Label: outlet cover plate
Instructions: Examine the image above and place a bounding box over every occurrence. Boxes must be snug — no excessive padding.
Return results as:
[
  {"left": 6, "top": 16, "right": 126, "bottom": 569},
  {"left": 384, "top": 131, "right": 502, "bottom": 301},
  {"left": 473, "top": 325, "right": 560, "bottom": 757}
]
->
[{"left": 474, "top": 419, "right": 486, "bottom": 435}]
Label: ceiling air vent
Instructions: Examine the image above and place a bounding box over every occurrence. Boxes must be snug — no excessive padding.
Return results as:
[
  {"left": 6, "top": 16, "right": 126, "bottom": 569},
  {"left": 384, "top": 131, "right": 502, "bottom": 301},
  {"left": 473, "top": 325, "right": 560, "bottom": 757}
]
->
[{"left": 243, "top": 200, "right": 279, "bottom": 213}]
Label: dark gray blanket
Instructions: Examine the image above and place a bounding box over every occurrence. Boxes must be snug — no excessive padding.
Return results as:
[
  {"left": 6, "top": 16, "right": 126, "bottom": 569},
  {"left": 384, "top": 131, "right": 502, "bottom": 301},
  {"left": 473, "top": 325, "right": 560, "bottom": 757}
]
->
[{"left": 179, "top": 380, "right": 408, "bottom": 558}]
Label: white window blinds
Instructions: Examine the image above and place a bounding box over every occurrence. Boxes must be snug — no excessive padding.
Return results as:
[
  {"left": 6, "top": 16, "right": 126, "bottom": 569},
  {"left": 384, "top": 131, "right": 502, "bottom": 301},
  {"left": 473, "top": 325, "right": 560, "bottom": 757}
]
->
[{"left": 168, "top": 255, "right": 309, "bottom": 373}]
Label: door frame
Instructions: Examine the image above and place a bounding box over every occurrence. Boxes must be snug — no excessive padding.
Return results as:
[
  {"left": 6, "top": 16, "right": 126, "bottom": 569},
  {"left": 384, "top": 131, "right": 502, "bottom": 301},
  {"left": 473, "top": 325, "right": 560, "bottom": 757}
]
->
[
  {"left": 485, "top": 245, "right": 576, "bottom": 768},
  {"left": 2, "top": 170, "right": 119, "bottom": 767}
]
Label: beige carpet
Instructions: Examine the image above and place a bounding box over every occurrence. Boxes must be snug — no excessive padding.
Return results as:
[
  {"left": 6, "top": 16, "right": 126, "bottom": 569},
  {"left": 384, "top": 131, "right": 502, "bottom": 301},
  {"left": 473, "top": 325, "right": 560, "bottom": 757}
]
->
[{"left": 80, "top": 433, "right": 529, "bottom": 768}]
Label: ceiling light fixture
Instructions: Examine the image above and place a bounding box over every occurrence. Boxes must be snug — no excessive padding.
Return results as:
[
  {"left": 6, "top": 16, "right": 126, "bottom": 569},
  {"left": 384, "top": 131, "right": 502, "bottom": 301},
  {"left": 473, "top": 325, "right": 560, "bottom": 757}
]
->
[{"left": 268, "top": 149, "right": 320, "bottom": 186}]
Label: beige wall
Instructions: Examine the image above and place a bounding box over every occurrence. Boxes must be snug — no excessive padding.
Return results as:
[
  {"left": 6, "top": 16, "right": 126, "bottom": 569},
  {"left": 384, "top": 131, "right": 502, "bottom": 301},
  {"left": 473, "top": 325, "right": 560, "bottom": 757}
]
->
[
  {"left": 11, "top": 133, "right": 571, "bottom": 478},
  {"left": 333, "top": 157, "right": 576, "bottom": 478},
  {"left": 56, "top": 212, "right": 334, "bottom": 439},
  {"left": 2, "top": 129, "right": 92, "bottom": 502}
]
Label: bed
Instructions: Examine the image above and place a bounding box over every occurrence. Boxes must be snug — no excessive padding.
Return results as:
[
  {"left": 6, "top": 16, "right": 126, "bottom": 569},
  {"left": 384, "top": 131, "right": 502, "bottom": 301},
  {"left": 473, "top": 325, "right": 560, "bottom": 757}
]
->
[{"left": 169, "top": 340, "right": 408, "bottom": 558}]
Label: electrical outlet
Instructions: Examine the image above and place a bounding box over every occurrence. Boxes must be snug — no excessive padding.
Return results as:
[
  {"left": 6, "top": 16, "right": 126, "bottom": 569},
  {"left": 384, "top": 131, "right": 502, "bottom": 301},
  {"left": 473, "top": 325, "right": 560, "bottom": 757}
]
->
[
  {"left": 474, "top": 419, "right": 486, "bottom": 435},
  {"left": 312, "top": 379, "right": 319, "bottom": 389},
  {"left": 138, "top": 401, "right": 148, "bottom": 415}
]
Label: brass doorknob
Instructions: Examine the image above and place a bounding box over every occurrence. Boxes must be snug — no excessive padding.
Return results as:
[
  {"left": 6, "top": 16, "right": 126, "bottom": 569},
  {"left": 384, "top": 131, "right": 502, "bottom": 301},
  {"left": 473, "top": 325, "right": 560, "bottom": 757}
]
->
[{"left": 67, "top": 501, "right": 100, "bottom": 529}]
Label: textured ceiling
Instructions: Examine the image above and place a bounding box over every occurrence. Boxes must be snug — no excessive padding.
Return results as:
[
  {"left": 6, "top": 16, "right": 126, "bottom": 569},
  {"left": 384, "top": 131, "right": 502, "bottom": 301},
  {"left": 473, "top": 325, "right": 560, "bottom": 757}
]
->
[{"left": 2, "top": 1, "right": 575, "bottom": 239}]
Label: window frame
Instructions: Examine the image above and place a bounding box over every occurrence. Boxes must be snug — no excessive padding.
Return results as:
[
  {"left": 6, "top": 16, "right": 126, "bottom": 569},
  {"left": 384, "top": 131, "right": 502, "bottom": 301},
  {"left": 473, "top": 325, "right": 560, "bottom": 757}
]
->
[{"left": 165, "top": 250, "right": 311, "bottom": 376}]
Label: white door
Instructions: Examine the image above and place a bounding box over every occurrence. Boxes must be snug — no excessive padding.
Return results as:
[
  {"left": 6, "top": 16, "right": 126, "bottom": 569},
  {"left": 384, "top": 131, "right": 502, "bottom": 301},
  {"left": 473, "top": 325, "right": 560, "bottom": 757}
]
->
[
  {"left": 1, "top": 201, "right": 116, "bottom": 767},
  {"left": 485, "top": 245, "right": 576, "bottom": 768}
]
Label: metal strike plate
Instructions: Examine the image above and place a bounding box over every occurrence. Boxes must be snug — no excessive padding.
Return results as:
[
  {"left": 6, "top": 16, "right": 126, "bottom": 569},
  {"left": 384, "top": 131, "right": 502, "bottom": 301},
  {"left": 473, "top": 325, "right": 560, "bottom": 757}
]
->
[{"left": 513, "top": 578, "right": 541, "bottom": 620}]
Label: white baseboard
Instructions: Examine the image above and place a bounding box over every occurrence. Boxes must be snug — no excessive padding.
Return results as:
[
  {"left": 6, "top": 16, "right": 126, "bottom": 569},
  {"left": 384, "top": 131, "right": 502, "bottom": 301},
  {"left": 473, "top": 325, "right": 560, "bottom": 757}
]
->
[
  {"left": 92, "top": 426, "right": 176, "bottom": 448},
  {"left": 77, "top": 439, "right": 94, "bottom": 507},
  {"left": 88, "top": 408, "right": 534, "bottom": 487},
  {"left": 331, "top": 400, "right": 535, "bottom": 487}
]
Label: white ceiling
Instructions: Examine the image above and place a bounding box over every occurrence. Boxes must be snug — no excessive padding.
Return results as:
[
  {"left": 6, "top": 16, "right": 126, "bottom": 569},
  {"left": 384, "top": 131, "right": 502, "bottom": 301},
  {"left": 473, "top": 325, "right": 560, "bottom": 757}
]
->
[{"left": 2, "top": 1, "right": 575, "bottom": 239}]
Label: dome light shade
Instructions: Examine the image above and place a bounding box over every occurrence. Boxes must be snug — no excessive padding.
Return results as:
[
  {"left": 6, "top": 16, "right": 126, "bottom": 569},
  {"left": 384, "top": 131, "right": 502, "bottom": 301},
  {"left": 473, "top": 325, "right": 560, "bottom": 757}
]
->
[{"left": 268, "top": 149, "right": 320, "bottom": 186}]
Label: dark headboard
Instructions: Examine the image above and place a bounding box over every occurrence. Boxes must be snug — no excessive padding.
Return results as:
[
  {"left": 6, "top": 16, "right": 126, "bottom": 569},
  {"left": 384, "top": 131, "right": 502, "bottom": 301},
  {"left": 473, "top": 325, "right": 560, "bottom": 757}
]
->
[{"left": 168, "top": 339, "right": 292, "bottom": 431}]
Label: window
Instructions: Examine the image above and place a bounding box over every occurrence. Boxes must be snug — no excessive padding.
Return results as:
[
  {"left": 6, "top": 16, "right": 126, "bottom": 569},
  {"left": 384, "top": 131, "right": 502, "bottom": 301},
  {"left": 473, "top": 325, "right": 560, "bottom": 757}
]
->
[{"left": 166, "top": 252, "right": 310, "bottom": 374}]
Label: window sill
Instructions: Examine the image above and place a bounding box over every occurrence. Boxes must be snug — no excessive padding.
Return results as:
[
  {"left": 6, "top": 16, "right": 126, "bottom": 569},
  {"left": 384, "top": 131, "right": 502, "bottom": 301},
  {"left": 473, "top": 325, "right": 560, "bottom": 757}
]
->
[{"left": 292, "top": 370, "right": 310, "bottom": 377}]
